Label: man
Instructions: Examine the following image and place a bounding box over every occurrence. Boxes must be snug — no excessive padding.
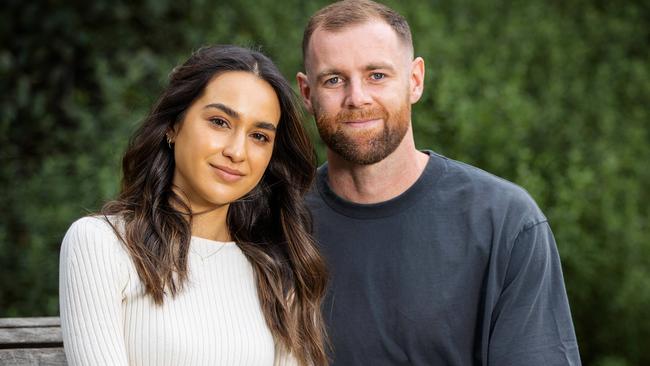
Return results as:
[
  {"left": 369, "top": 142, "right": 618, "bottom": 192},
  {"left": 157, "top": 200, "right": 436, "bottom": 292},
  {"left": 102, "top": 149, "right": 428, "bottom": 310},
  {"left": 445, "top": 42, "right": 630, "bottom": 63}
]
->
[{"left": 296, "top": 1, "right": 581, "bottom": 365}]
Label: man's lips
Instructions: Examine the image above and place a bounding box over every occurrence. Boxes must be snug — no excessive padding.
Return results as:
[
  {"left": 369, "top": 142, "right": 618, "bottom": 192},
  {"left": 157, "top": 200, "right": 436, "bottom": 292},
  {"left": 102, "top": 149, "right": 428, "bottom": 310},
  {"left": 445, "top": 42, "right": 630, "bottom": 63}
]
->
[
  {"left": 342, "top": 118, "right": 382, "bottom": 127},
  {"left": 209, "top": 163, "right": 245, "bottom": 182}
]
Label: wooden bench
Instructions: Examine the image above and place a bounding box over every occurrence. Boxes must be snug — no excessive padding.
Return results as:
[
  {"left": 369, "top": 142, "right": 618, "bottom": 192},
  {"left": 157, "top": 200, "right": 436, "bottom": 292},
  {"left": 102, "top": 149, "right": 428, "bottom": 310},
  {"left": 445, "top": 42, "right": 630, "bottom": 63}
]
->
[{"left": 0, "top": 317, "right": 66, "bottom": 365}]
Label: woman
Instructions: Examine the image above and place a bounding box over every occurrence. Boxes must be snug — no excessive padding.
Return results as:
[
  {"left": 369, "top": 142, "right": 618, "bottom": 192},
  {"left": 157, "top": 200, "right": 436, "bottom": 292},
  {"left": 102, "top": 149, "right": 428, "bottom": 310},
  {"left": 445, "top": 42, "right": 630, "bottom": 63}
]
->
[{"left": 59, "top": 45, "right": 328, "bottom": 366}]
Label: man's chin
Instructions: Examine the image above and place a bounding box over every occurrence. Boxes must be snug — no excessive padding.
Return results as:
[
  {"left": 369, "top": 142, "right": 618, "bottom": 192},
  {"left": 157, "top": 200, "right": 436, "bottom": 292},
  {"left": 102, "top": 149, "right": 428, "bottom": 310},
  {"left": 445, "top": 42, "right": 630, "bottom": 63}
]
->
[
  {"left": 331, "top": 143, "right": 388, "bottom": 165},
  {"left": 320, "top": 120, "right": 407, "bottom": 165}
]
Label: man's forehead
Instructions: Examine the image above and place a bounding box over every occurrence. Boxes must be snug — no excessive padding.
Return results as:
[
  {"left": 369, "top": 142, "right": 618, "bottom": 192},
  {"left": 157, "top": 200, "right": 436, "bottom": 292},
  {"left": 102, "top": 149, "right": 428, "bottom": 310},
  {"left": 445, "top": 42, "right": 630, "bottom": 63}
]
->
[
  {"left": 306, "top": 20, "right": 406, "bottom": 70},
  {"left": 310, "top": 20, "right": 399, "bottom": 47}
]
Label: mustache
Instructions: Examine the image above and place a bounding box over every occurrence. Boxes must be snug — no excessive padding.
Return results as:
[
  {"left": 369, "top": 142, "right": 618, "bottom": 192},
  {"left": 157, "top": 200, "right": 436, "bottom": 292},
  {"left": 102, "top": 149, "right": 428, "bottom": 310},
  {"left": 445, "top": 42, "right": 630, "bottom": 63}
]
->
[{"left": 334, "top": 107, "right": 388, "bottom": 123}]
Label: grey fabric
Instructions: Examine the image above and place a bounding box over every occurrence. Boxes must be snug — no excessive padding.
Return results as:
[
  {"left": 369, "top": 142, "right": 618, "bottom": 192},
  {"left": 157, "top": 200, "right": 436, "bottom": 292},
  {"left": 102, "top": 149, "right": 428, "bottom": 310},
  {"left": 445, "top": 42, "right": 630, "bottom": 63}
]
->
[{"left": 306, "top": 151, "right": 581, "bottom": 366}]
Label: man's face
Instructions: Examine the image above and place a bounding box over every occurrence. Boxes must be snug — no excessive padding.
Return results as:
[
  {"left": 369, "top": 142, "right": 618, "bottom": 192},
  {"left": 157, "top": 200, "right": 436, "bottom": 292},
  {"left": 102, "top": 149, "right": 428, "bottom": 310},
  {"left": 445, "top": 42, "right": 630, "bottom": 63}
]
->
[{"left": 298, "top": 20, "right": 424, "bottom": 165}]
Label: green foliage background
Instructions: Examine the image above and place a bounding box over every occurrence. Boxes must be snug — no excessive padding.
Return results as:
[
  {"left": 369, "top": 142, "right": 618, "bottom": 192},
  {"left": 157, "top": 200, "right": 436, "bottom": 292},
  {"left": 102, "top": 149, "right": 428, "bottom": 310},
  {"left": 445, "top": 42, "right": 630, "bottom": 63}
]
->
[{"left": 1, "top": 0, "right": 648, "bottom": 364}]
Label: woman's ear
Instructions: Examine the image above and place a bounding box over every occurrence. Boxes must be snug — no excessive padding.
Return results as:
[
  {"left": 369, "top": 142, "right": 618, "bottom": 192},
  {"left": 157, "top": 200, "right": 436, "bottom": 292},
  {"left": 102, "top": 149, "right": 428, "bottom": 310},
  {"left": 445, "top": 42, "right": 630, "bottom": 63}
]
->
[{"left": 166, "top": 124, "right": 179, "bottom": 147}]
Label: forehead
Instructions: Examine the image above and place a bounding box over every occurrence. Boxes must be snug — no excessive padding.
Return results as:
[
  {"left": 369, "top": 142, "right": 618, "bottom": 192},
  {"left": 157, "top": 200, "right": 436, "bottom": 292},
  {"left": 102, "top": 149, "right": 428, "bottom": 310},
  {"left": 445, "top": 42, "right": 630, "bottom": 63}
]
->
[
  {"left": 306, "top": 20, "right": 406, "bottom": 72},
  {"left": 196, "top": 71, "right": 281, "bottom": 123}
]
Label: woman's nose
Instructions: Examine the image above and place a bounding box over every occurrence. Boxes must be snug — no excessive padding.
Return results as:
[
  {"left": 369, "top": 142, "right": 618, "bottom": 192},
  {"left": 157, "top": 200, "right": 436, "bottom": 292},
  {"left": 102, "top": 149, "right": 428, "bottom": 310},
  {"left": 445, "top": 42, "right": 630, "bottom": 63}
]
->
[{"left": 222, "top": 132, "right": 246, "bottom": 163}]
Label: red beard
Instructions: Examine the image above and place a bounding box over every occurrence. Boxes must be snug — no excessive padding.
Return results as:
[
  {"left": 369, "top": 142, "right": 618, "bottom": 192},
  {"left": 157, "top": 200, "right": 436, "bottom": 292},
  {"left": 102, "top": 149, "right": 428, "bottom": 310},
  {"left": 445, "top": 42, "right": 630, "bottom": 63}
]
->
[{"left": 314, "top": 101, "right": 411, "bottom": 165}]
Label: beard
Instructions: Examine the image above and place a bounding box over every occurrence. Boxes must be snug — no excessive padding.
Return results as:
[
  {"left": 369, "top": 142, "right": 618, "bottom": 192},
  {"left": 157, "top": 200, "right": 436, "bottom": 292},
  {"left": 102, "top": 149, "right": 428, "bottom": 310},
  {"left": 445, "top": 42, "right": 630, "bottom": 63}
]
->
[{"left": 313, "top": 99, "right": 411, "bottom": 165}]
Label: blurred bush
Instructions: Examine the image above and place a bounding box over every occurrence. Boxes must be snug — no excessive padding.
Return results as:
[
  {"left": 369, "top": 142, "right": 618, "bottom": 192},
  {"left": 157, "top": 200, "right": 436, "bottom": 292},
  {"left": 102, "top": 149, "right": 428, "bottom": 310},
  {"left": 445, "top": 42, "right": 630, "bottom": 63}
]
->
[{"left": 1, "top": 0, "right": 648, "bottom": 364}]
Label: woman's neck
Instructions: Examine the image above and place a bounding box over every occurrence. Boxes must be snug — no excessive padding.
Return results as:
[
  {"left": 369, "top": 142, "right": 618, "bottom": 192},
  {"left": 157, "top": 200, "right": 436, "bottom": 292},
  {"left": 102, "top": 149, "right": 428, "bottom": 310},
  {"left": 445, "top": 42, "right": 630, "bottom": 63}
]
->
[
  {"left": 189, "top": 204, "right": 231, "bottom": 242},
  {"left": 170, "top": 187, "right": 232, "bottom": 242}
]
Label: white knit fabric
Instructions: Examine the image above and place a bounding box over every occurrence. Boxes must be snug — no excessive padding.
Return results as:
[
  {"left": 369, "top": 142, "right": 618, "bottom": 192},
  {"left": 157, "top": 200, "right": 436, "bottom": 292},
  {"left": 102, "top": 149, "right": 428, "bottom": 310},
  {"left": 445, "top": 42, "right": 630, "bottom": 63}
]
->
[{"left": 59, "top": 216, "right": 297, "bottom": 366}]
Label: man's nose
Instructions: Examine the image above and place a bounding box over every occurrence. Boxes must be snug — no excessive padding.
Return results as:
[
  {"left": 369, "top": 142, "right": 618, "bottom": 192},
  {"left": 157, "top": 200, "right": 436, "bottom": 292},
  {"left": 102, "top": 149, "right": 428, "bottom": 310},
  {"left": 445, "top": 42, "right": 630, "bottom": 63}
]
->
[
  {"left": 344, "top": 78, "right": 372, "bottom": 108},
  {"left": 222, "top": 131, "right": 246, "bottom": 163}
]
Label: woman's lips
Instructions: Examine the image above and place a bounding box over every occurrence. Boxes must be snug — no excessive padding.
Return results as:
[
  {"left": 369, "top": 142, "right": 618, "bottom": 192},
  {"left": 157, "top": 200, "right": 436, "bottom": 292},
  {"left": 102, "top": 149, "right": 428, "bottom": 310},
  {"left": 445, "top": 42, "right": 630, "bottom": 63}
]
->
[{"left": 209, "top": 164, "right": 245, "bottom": 182}]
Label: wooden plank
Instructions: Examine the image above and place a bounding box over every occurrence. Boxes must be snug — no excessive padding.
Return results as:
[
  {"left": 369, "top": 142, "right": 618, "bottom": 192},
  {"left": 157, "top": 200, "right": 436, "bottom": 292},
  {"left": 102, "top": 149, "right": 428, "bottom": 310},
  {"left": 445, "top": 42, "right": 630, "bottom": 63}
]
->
[
  {"left": 0, "top": 348, "right": 67, "bottom": 365},
  {"left": 0, "top": 317, "right": 66, "bottom": 364},
  {"left": 0, "top": 326, "right": 63, "bottom": 346},
  {"left": 0, "top": 317, "right": 61, "bottom": 328},
  {"left": 0, "top": 317, "right": 63, "bottom": 347}
]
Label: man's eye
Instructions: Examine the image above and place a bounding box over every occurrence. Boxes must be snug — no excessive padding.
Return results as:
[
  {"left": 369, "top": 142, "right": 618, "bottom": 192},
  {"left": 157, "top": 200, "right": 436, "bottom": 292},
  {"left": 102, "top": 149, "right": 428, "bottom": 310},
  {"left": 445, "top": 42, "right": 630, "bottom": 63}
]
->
[
  {"left": 325, "top": 76, "right": 340, "bottom": 85},
  {"left": 371, "top": 73, "right": 385, "bottom": 80},
  {"left": 209, "top": 117, "right": 229, "bottom": 128}
]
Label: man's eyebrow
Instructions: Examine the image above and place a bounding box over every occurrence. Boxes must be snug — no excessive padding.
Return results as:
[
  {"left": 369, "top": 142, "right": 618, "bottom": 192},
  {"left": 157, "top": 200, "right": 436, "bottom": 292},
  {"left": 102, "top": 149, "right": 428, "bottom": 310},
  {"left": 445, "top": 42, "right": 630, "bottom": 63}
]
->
[
  {"left": 316, "top": 64, "right": 396, "bottom": 80},
  {"left": 365, "top": 63, "right": 396, "bottom": 72},
  {"left": 204, "top": 103, "right": 239, "bottom": 119},
  {"left": 316, "top": 68, "right": 342, "bottom": 81}
]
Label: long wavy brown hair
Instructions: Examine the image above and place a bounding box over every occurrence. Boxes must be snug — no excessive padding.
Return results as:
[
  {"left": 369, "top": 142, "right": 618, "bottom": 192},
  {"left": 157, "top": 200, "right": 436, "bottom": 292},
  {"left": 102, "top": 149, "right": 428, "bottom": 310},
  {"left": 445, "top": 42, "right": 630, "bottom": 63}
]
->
[{"left": 101, "top": 45, "right": 328, "bottom": 365}]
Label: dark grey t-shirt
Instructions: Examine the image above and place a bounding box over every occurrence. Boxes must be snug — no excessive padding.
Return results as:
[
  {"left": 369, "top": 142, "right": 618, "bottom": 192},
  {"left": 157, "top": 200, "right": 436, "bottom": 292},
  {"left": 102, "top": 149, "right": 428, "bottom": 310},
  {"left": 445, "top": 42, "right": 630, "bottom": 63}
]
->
[{"left": 306, "top": 152, "right": 581, "bottom": 365}]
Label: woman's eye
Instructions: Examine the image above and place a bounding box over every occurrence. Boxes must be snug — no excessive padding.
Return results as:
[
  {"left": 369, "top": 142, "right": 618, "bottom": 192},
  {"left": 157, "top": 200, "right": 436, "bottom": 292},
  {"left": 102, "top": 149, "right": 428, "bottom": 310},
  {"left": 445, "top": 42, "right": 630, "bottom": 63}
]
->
[
  {"left": 209, "top": 117, "right": 229, "bottom": 128},
  {"left": 370, "top": 73, "right": 385, "bottom": 80},
  {"left": 251, "top": 132, "right": 270, "bottom": 143}
]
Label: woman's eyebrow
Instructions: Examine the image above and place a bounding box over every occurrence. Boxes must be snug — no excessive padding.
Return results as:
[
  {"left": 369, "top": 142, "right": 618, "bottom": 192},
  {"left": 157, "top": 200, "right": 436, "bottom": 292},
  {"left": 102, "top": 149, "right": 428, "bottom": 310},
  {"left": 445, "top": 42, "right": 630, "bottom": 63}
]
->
[
  {"left": 255, "top": 122, "right": 277, "bottom": 132},
  {"left": 205, "top": 103, "right": 276, "bottom": 131},
  {"left": 204, "top": 103, "right": 240, "bottom": 119}
]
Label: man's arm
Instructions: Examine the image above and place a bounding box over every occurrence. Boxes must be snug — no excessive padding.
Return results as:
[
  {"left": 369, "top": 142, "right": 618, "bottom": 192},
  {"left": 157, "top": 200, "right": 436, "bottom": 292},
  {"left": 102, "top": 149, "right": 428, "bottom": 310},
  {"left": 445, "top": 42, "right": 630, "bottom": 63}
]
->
[{"left": 489, "top": 221, "right": 581, "bottom": 365}]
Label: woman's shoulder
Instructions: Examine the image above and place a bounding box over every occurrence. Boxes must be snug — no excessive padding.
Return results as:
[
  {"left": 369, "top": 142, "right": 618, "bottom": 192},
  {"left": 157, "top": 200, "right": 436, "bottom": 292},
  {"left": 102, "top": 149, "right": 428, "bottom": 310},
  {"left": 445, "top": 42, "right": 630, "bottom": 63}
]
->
[
  {"left": 60, "top": 215, "right": 133, "bottom": 306},
  {"left": 61, "top": 215, "right": 129, "bottom": 260},
  {"left": 68, "top": 215, "right": 117, "bottom": 231}
]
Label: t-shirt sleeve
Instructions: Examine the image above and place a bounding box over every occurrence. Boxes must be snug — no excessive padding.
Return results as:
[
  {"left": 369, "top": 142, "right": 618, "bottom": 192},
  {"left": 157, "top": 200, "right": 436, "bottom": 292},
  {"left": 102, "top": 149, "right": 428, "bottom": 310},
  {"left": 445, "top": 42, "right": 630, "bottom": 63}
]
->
[
  {"left": 59, "top": 217, "right": 130, "bottom": 366},
  {"left": 488, "top": 221, "right": 581, "bottom": 365}
]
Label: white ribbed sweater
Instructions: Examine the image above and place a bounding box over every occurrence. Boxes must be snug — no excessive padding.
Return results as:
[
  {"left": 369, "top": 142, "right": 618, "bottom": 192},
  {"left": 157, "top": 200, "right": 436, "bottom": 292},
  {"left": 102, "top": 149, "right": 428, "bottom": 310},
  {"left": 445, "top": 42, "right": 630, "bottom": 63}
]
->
[{"left": 59, "top": 216, "right": 297, "bottom": 366}]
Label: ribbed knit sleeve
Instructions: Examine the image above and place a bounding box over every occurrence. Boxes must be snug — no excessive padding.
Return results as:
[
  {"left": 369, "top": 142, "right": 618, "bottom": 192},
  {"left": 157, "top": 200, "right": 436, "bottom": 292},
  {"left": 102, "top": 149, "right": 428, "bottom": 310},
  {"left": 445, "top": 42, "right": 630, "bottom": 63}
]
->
[
  {"left": 59, "top": 216, "right": 130, "bottom": 366},
  {"left": 273, "top": 343, "right": 299, "bottom": 366}
]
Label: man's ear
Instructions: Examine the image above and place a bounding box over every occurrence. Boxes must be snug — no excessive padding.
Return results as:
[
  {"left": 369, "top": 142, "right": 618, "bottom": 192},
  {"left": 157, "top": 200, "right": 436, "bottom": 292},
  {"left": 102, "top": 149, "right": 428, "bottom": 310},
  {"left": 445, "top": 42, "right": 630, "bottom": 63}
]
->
[
  {"left": 409, "top": 57, "right": 425, "bottom": 104},
  {"left": 296, "top": 72, "right": 314, "bottom": 114}
]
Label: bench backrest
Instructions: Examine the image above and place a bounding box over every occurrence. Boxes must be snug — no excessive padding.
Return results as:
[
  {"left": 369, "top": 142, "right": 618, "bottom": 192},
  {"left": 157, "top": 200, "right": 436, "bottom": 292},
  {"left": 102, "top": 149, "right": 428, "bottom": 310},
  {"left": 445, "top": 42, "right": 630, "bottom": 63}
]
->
[{"left": 0, "top": 317, "right": 66, "bottom": 365}]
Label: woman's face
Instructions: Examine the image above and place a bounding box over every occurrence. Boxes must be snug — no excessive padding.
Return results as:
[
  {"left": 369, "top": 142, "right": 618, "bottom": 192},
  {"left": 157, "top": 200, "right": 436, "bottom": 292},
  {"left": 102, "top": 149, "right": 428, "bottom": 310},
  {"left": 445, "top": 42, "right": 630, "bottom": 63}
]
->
[{"left": 170, "top": 71, "right": 281, "bottom": 212}]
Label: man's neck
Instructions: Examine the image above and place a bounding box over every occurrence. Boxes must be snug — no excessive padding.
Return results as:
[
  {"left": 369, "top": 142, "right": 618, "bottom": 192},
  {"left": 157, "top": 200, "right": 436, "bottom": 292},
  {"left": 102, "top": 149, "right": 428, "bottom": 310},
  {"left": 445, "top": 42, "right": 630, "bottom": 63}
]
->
[{"left": 326, "top": 129, "right": 429, "bottom": 204}]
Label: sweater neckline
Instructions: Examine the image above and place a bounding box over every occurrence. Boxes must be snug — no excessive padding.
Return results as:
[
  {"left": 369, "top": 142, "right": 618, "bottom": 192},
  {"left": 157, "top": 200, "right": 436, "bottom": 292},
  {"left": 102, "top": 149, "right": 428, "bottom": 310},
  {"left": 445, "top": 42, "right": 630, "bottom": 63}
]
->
[
  {"left": 315, "top": 151, "right": 447, "bottom": 219},
  {"left": 190, "top": 236, "right": 237, "bottom": 260}
]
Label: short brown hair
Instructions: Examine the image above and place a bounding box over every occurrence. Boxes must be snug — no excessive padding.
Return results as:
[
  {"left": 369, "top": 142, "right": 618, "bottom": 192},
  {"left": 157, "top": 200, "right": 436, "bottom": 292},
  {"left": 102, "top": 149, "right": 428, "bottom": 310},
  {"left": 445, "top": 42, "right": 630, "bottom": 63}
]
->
[{"left": 302, "top": 0, "right": 413, "bottom": 67}]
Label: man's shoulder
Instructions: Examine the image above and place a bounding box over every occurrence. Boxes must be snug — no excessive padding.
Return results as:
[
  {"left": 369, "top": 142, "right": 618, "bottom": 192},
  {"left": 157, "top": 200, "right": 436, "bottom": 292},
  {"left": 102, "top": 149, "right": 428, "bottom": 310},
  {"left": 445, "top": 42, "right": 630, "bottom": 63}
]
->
[
  {"left": 305, "top": 163, "right": 328, "bottom": 209},
  {"left": 430, "top": 152, "right": 545, "bottom": 222},
  {"left": 436, "top": 153, "right": 525, "bottom": 193}
]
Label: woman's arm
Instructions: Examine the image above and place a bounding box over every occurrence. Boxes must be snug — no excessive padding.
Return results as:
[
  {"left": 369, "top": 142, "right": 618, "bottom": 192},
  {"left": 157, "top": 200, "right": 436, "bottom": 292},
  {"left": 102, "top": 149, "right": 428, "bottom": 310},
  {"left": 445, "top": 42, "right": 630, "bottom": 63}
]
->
[
  {"left": 59, "top": 216, "right": 130, "bottom": 365},
  {"left": 274, "top": 342, "right": 300, "bottom": 366}
]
